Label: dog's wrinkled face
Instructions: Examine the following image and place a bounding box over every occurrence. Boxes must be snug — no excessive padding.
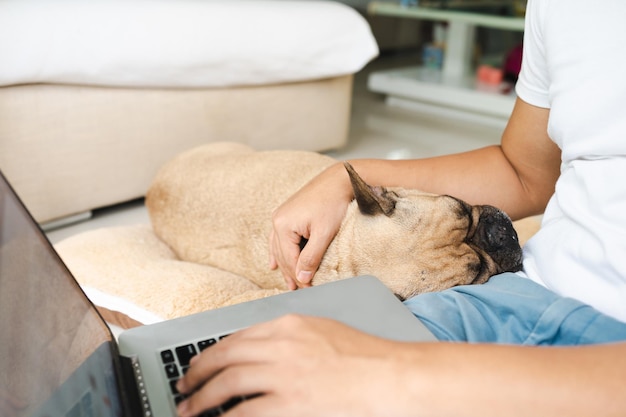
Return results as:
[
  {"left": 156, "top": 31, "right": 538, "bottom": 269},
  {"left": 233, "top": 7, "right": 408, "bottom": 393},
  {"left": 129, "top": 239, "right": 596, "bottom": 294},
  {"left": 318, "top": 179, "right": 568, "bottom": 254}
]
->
[
  {"left": 322, "top": 163, "right": 523, "bottom": 300},
  {"left": 451, "top": 197, "right": 523, "bottom": 278}
]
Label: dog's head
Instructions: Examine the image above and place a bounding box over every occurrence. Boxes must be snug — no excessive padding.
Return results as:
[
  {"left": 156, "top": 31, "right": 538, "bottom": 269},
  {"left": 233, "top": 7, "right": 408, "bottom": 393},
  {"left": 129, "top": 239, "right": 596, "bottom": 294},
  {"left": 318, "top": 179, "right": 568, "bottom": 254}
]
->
[{"left": 317, "top": 163, "right": 523, "bottom": 299}]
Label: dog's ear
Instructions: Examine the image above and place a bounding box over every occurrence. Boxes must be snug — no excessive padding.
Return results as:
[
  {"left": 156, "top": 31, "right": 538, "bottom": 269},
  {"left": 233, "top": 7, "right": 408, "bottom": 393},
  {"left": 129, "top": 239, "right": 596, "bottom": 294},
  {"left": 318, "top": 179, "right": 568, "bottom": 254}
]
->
[{"left": 344, "top": 162, "right": 396, "bottom": 216}]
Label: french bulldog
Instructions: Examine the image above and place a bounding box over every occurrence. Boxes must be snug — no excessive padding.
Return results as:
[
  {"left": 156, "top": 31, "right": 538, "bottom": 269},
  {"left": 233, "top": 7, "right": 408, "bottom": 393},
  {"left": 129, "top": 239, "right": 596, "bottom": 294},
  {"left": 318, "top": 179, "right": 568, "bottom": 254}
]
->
[{"left": 146, "top": 142, "right": 522, "bottom": 301}]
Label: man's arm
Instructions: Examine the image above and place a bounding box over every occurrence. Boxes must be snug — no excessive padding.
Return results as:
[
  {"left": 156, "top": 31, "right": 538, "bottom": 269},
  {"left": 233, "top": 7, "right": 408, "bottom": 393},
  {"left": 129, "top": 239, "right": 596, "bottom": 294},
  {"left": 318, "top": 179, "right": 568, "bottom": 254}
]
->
[
  {"left": 176, "top": 315, "right": 626, "bottom": 417},
  {"left": 400, "top": 339, "right": 626, "bottom": 417},
  {"left": 342, "top": 98, "right": 560, "bottom": 219},
  {"left": 270, "top": 98, "right": 561, "bottom": 286}
]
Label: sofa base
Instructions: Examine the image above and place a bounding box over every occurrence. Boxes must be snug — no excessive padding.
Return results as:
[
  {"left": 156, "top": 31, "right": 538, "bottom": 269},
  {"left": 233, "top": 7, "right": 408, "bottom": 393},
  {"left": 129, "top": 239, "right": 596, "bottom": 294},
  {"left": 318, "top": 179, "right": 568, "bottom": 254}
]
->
[{"left": 0, "top": 75, "right": 352, "bottom": 223}]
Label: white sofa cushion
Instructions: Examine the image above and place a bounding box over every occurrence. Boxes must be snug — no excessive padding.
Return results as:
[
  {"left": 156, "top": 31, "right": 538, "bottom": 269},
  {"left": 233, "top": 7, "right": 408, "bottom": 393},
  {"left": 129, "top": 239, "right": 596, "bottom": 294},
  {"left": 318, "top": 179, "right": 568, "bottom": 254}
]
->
[{"left": 0, "top": 0, "right": 378, "bottom": 88}]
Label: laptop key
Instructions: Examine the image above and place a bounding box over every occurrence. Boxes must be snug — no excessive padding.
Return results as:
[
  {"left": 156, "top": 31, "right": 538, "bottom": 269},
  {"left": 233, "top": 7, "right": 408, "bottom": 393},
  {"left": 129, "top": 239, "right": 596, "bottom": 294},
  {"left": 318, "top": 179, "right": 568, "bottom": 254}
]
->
[
  {"left": 160, "top": 349, "right": 175, "bottom": 364},
  {"left": 176, "top": 344, "right": 198, "bottom": 367},
  {"left": 169, "top": 379, "right": 180, "bottom": 395},
  {"left": 198, "top": 338, "right": 217, "bottom": 351},
  {"left": 164, "top": 363, "right": 180, "bottom": 379}
]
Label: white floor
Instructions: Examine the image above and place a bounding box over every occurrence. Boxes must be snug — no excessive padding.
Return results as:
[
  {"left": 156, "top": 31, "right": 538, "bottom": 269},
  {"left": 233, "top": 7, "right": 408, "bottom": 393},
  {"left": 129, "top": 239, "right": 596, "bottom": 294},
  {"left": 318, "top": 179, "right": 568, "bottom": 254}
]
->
[{"left": 46, "top": 53, "right": 504, "bottom": 244}]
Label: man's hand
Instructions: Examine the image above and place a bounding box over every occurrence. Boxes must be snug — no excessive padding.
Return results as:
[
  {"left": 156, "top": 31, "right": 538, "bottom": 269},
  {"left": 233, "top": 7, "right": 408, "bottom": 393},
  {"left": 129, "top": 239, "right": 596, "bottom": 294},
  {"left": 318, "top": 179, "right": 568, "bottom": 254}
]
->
[
  {"left": 268, "top": 163, "right": 353, "bottom": 289},
  {"left": 176, "top": 315, "right": 407, "bottom": 417}
]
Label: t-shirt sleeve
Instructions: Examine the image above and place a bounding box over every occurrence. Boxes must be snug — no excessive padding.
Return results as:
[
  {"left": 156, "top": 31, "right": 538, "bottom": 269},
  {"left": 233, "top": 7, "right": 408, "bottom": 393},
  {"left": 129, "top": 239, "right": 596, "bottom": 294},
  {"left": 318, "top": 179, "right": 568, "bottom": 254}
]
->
[{"left": 515, "top": 0, "right": 551, "bottom": 108}]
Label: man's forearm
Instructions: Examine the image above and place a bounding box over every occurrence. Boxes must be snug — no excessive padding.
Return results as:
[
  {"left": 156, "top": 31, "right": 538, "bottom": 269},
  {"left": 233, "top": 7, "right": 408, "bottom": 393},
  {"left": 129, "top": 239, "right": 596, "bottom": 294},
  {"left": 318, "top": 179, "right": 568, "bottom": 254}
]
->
[
  {"left": 343, "top": 99, "right": 560, "bottom": 220},
  {"left": 345, "top": 145, "right": 545, "bottom": 220},
  {"left": 399, "top": 341, "right": 626, "bottom": 417}
]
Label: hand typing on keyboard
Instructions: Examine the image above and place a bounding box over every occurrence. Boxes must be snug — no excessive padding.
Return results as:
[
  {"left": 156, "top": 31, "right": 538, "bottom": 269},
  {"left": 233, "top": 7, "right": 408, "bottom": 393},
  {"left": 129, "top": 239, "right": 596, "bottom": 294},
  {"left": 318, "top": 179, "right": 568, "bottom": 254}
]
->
[
  {"left": 172, "top": 311, "right": 626, "bottom": 417},
  {"left": 161, "top": 335, "right": 236, "bottom": 416},
  {"left": 174, "top": 314, "right": 404, "bottom": 417}
]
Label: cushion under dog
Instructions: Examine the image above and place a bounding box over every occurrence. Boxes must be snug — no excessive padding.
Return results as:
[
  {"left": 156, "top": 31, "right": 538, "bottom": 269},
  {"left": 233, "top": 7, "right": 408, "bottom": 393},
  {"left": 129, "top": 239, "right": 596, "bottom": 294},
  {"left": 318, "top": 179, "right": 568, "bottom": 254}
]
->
[
  {"left": 55, "top": 143, "right": 540, "bottom": 329},
  {"left": 55, "top": 225, "right": 282, "bottom": 328}
]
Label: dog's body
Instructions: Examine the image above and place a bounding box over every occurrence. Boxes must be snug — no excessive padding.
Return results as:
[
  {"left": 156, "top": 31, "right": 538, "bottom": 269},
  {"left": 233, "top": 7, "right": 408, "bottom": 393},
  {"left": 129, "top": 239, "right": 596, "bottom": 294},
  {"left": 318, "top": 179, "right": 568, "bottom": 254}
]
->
[{"left": 146, "top": 142, "right": 523, "bottom": 301}]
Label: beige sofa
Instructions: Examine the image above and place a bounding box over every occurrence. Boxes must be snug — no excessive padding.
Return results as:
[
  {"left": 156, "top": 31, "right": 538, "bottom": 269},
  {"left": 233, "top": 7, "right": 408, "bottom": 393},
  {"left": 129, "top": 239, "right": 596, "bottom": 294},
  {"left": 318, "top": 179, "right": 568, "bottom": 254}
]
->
[
  {"left": 0, "top": 0, "right": 378, "bottom": 224},
  {"left": 0, "top": 76, "right": 355, "bottom": 224}
]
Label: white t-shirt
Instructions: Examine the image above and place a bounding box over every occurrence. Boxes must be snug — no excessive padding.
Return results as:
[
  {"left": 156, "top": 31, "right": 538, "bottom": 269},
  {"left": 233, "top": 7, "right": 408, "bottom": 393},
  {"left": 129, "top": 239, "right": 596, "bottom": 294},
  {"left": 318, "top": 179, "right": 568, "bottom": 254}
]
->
[{"left": 516, "top": 0, "right": 626, "bottom": 322}]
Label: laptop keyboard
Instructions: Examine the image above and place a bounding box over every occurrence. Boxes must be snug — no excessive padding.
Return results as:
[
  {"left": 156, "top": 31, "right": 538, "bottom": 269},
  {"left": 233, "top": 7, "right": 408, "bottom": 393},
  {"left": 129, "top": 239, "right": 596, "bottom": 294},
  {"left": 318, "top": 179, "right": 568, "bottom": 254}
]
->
[{"left": 160, "top": 333, "right": 245, "bottom": 416}]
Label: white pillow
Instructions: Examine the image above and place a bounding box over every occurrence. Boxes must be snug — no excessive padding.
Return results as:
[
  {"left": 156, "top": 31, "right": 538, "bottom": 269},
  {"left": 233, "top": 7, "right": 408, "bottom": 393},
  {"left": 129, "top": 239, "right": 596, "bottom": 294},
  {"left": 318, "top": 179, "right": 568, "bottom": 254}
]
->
[{"left": 0, "top": 0, "right": 378, "bottom": 88}]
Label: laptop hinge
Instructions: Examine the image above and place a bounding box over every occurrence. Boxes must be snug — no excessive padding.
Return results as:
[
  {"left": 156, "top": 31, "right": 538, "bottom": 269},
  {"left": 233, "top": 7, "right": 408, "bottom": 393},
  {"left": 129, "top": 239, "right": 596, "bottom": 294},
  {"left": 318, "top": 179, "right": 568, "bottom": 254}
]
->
[{"left": 119, "top": 355, "right": 154, "bottom": 417}]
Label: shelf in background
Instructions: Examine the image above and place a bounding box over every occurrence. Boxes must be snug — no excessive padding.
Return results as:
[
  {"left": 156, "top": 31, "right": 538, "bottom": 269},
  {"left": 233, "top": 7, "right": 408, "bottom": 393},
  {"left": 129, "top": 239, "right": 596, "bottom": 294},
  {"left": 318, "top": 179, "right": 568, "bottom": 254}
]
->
[
  {"left": 367, "top": 2, "right": 525, "bottom": 31},
  {"left": 366, "top": 1, "right": 524, "bottom": 126},
  {"left": 368, "top": 66, "right": 515, "bottom": 128}
]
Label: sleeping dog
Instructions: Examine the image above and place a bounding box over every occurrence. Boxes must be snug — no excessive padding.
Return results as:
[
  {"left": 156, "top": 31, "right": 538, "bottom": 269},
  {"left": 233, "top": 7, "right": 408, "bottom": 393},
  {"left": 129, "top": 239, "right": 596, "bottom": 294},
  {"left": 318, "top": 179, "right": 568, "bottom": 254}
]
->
[{"left": 146, "top": 142, "right": 522, "bottom": 302}]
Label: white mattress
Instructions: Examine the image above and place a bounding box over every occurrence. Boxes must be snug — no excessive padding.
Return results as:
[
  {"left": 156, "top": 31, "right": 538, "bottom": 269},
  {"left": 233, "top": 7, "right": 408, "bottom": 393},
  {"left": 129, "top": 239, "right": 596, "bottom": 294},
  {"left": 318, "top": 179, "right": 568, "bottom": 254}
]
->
[{"left": 0, "top": 0, "right": 378, "bottom": 88}]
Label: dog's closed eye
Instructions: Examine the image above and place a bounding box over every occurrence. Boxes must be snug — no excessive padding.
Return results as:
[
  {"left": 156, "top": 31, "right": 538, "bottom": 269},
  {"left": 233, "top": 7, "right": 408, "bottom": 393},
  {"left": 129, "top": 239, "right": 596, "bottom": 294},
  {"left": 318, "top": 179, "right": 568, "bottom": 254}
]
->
[{"left": 446, "top": 196, "right": 476, "bottom": 237}]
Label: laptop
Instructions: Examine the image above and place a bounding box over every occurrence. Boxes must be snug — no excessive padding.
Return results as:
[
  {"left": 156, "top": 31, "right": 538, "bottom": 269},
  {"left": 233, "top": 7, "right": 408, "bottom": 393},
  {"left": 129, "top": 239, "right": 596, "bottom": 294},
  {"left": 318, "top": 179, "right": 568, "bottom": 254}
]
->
[{"left": 0, "top": 169, "right": 437, "bottom": 417}]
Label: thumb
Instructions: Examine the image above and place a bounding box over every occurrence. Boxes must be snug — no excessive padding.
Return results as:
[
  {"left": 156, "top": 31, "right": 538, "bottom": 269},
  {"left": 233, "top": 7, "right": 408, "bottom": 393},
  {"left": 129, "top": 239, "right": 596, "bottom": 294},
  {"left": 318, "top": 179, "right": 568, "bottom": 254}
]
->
[{"left": 295, "top": 235, "right": 331, "bottom": 286}]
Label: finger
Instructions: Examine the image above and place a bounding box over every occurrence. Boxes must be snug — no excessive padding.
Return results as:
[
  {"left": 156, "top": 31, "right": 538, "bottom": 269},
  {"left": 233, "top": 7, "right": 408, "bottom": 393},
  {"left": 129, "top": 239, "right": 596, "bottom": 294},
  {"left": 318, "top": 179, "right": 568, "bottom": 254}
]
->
[
  {"left": 268, "top": 220, "right": 299, "bottom": 272},
  {"left": 282, "top": 270, "right": 297, "bottom": 291},
  {"left": 270, "top": 241, "right": 299, "bottom": 291},
  {"left": 178, "top": 326, "right": 280, "bottom": 395},
  {"left": 294, "top": 233, "right": 332, "bottom": 286},
  {"left": 267, "top": 229, "right": 278, "bottom": 270},
  {"left": 179, "top": 315, "right": 313, "bottom": 395},
  {"left": 223, "top": 393, "right": 286, "bottom": 417},
  {"left": 178, "top": 322, "right": 306, "bottom": 417},
  {"left": 178, "top": 364, "right": 271, "bottom": 417},
  {"left": 268, "top": 229, "right": 299, "bottom": 290},
  {"left": 177, "top": 343, "right": 232, "bottom": 395},
  {"left": 275, "top": 237, "right": 303, "bottom": 287}
]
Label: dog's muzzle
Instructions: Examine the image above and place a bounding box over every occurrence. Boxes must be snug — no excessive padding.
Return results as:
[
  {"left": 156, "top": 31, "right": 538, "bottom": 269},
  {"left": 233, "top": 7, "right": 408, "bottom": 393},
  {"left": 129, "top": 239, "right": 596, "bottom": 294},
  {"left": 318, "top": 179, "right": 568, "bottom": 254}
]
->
[{"left": 472, "top": 206, "right": 523, "bottom": 273}]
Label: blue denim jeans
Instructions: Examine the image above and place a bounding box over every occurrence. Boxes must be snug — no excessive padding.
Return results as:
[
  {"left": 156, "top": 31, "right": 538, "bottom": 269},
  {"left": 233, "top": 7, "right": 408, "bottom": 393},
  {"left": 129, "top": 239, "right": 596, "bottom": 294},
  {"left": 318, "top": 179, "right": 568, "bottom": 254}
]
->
[{"left": 404, "top": 273, "right": 626, "bottom": 345}]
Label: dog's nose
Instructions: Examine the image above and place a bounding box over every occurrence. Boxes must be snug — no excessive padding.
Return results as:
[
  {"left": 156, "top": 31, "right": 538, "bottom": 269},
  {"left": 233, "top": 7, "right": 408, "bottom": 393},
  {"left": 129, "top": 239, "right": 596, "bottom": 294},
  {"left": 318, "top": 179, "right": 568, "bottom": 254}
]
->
[
  {"left": 472, "top": 206, "right": 523, "bottom": 273},
  {"left": 486, "top": 221, "right": 516, "bottom": 248}
]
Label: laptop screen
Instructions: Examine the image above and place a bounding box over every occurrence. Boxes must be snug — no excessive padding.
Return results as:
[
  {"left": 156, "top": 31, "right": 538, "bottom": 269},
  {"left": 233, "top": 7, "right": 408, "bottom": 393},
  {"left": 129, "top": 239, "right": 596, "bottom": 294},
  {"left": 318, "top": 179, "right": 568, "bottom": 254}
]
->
[{"left": 0, "top": 172, "right": 122, "bottom": 417}]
